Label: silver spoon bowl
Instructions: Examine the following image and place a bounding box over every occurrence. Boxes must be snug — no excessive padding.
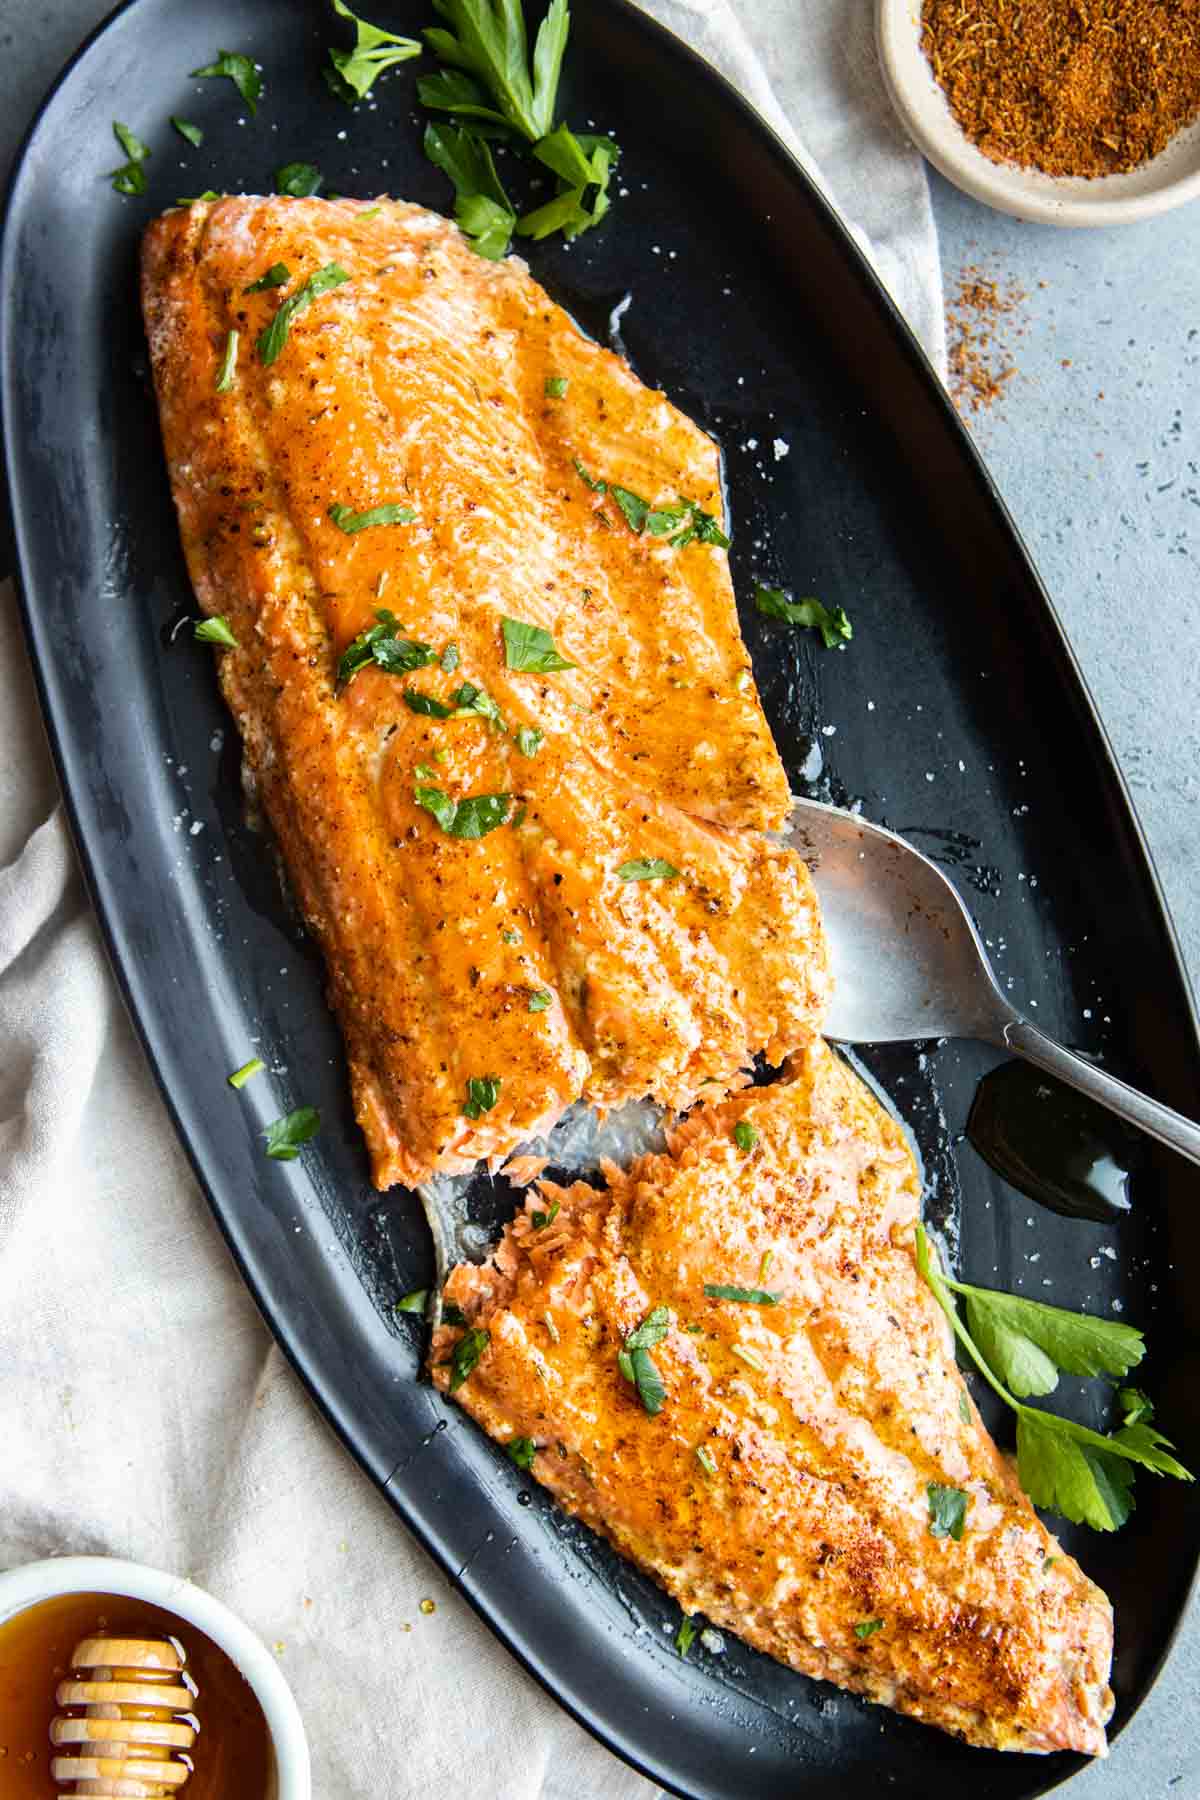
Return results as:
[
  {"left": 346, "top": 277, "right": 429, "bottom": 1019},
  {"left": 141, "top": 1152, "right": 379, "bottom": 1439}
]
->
[{"left": 789, "top": 797, "right": 1200, "bottom": 1168}]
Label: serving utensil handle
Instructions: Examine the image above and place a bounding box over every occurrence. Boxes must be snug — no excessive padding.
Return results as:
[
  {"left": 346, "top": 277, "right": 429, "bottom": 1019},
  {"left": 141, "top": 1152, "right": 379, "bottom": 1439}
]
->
[{"left": 1003, "top": 1018, "right": 1200, "bottom": 1169}]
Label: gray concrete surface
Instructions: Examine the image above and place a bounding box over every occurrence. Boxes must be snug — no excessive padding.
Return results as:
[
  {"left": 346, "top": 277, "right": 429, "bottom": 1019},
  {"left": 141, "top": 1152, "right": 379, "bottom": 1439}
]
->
[{"left": 0, "top": 5, "right": 1195, "bottom": 1795}]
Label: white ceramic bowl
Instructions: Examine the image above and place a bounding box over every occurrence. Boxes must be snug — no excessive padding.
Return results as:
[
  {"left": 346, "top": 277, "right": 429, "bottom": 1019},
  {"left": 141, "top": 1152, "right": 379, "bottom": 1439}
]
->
[
  {"left": 0, "top": 1555, "right": 311, "bottom": 1799},
  {"left": 877, "top": 0, "right": 1200, "bottom": 226}
]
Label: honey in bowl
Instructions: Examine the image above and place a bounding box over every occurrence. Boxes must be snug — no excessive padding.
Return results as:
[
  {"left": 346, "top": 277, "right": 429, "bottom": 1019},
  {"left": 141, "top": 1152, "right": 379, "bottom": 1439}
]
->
[{"left": 0, "top": 1591, "right": 274, "bottom": 1797}]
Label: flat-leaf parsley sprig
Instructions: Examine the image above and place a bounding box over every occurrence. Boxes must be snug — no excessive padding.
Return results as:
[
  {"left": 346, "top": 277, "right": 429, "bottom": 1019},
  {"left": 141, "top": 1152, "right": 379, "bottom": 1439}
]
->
[
  {"left": 417, "top": 0, "right": 619, "bottom": 258},
  {"left": 325, "top": 0, "right": 421, "bottom": 103},
  {"left": 915, "top": 1225, "right": 1192, "bottom": 1531}
]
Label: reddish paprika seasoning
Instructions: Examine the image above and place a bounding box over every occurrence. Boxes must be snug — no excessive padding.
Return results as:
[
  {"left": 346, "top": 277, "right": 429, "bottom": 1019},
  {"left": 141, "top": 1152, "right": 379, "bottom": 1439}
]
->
[{"left": 921, "top": 0, "right": 1200, "bottom": 178}]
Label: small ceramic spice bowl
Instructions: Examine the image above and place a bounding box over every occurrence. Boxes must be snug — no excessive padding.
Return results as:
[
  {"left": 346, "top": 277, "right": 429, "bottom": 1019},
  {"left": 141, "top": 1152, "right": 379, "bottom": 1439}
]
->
[{"left": 877, "top": 0, "right": 1200, "bottom": 226}]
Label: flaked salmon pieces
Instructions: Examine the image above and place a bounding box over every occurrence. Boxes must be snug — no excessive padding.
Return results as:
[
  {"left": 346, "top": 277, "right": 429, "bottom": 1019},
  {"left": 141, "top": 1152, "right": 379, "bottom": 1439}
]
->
[
  {"left": 432, "top": 1038, "right": 1115, "bottom": 1755},
  {"left": 141, "top": 195, "right": 829, "bottom": 1187}
]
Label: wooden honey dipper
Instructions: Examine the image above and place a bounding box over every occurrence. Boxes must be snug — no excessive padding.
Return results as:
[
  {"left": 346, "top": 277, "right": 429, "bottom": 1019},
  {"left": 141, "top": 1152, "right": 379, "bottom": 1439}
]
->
[{"left": 50, "top": 1635, "right": 198, "bottom": 1795}]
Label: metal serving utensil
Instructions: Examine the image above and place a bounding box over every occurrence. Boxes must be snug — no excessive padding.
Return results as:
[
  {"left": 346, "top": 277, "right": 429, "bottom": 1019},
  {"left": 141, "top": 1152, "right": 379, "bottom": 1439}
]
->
[{"left": 789, "top": 796, "right": 1200, "bottom": 1168}]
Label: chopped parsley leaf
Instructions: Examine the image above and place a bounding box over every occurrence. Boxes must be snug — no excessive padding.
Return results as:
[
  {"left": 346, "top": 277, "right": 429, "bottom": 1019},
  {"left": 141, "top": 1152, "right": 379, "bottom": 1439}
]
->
[
  {"left": 328, "top": 501, "right": 415, "bottom": 533},
  {"left": 531, "top": 1199, "right": 559, "bottom": 1228},
  {"left": 336, "top": 612, "right": 437, "bottom": 689},
  {"left": 244, "top": 262, "right": 291, "bottom": 293},
  {"left": 395, "top": 1288, "right": 428, "bottom": 1314},
  {"left": 113, "top": 120, "right": 150, "bottom": 163},
  {"left": 574, "top": 458, "right": 606, "bottom": 493},
  {"left": 462, "top": 1076, "right": 501, "bottom": 1119},
  {"left": 616, "top": 858, "right": 678, "bottom": 882},
  {"left": 515, "top": 725, "right": 544, "bottom": 757},
  {"left": 442, "top": 1301, "right": 469, "bottom": 1328},
  {"left": 257, "top": 263, "right": 350, "bottom": 366},
  {"left": 424, "top": 122, "right": 516, "bottom": 260},
  {"left": 263, "top": 1106, "right": 320, "bottom": 1161},
  {"left": 441, "top": 641, "right": 460, "bottom": 672},
  {"left": 507, "top": 1436, "right": 537, "bottom": 1469},
  {"left": 190, "top": 50, "right": 262, "bottom": 114},
  {"left": 195, "top": 616, "right": 238, "bottom": 647},
  {"left": 214, "top": 328, "right": 239, "bottom": 392},
  {"left": 695, "top": 1444, "right": 717, "bottom": 1478},
  {"left": 449, "top": 681, "right": 503, "bottom": 726},
  {"left": 172, "top": 117, "right": 204, "bottom": 147},
  {"left": 675, "top": 1616, "right": 698, "bottom": 1658},
  {"left": 501, "top": 616, "right": 575, "bottom": 673},
  {"left": 276, "top": 161, "right": 323, "bottom": 198},
  {"left": 445, "top": 1325, "right": 489, "bottom": 1392},
  {"left": 703, "top": 1283, "right": 781, "bottom": 1307},
  {"left": 109, "top": 120, "right": 150, "bottom": 194},
  {"left": 545, "top": 375, "right": 568, "bottom": 398},
  {"left": 754, "top": 582, "right": 852, "bottom": 651},
  {"left": 227, "top": 1056, "right": 264, "bottom": 1088},
  {"left": 404, "top": 691, "right": 453, "bottom": 718},
  {"left": 415, "top": 787, "right": 510, "bottom": 838},
  {"left": 326, "top": 0, "right": 420, "bottom": 104},
  {"left": 927, "top": 1482, "right": 969, "bottom": 1542},
  {"left": 732, "top": 1120, "right": 758, "bottom": 1153},
  {"left": 572, "top": 465, "right": 728, "bottom": 547},
  {"left": 854, "top": 1619, "right": 885, "bottom": 1640},
  {"left": 528, "top": 989, "right": 552, "bottom": 1013}
]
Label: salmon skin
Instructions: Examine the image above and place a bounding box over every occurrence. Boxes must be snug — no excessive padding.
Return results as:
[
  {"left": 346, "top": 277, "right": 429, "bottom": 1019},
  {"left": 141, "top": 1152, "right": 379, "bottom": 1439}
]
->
[
  {"left": 433, "top": 1039, "right": 1115, "bottom": 1756},
  {"left": 141, "top": 196, "right": 829, "bottom": 1188}
]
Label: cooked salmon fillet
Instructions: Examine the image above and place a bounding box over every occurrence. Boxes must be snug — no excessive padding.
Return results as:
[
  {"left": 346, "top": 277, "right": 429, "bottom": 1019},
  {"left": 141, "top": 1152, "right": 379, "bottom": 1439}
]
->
[
  {"left": 141, "top": 196, "right": 829, "bottom": 1187},
  {"left": 432, "top": 1039, "right": 1115, "bottom": 1755}
]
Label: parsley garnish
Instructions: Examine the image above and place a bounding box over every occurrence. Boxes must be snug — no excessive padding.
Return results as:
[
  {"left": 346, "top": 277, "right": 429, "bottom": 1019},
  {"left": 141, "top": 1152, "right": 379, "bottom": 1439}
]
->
[
  {"left": 417, "top": 1, "right": 618, "bottom": 253},
  {"left": 916, "top": 1224, "right": 1192, "bottom": 1530},
  {"left": 244, "top": 263, "right": 291, "bottom": 293},
  {"left": 441, "top": 641, "right": 460, "bottom": 672},
  {"left": 227, "top": 1056, "right": 263, "bottom": 1088},
  {"left": 214, "top": 329, "right": 239, "bottom": 392},
  {"left": 1117, "top": 1386, "right": 1155, "bottom": 1427},
  {"left": 507, "top": 1436, "right": 537, "bottom": 1469},
  {"left": 501, "top": 616, "right": 575, "bottom": 673},
  {"left": 445, "top": 1326, "right": 489, "bottom": 1392},
  {"left": 442, "top": 1301, "right": 469, "bottom": 1328},
  {"left": 515, "top": 725, "right": 544, "bottom": 757},
  {"left": 415, "top": 787, "right": 511, "bottom": 838},
  {"left": 336, "top": 612, "right": 436, "bottom": 689},
  {"left": 732, "top": 1121, "right": 757, "bottom": 1153},
  {"left": 695, "top": 1444, "right": 717, "bottom": 1478},
  {"left": 396, "top": 1289, "right": 428, "bottom": 1314},
  {"left": 257, "top": 263, "right": 350, "bottom": 366},
  {"left": 617, "top": 1305, "right": 670, "bottom": 1416},
  {"left": 328, "top": 501, "right": 415, "bottom": 533},
  {"left": 424, "top": 123, "right": 516, "bottom": 260},
  {"left": 176, "top": 190, "right": 221, "bottom": 206},
  {"left": 544, "top": 376, "right": 568, "bottom": 397},
  {"left": 449, "top": 681, "right": 503, "bottom": 726},
  {"left": 109, "top": 120, "right": 150, "bottom": 195},
  {"left": 528, "top": 989, "right": 552, "bottom": 1013},
  {"left": 263, "top": 1106, "right": 320, "bottom": 1160},
  {"left": 276, "top": 161, "right": 323, "bottom": 198},
  {"left": 703, "top": 1283, "right": 781, "bottom": 1307},
  {"left": 571, "top": 465, "right": 728, "bottom": 547},
  {"left": 195, "top": 616, "right": 238, "bottom": 647},
  {"left": 854, "top": 1619, "right": 884, "bottom": 1640},
  {"left": 531, "top": 1199, "right": 559, "bottom": 1228},
  {"left": 421, "top": 0, "right": 568, "bottom": 140},
  {"left": 404, "top": 691, "right": 453, "bottom": 719},
  {"left": 675, "top": 1616, "right": 697, "bottom": 1657},
  {"left": 927, "top": 1482, "right": 969, "bottom": 1541},
  {"left": 462, "top": 1076, "right": 501, "bottom": 1118},
  {"left": 755, "top": 583, "right": 852, "bottom": 651},
  {"left": 616, "top": 858, "right": 678, "bottom": 882},
  {"left": 326, "top": 0, "right": 420, "bottom": 104},
  {"left": 172, "top": 117, "right": 204, "bottom": 147},
  {"left": 191, "top": 50, "right": 262, "bottom": 115}
]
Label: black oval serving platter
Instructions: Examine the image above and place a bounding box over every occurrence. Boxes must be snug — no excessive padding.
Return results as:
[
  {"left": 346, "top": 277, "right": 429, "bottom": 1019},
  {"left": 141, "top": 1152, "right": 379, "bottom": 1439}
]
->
[{"left": 3, "top": 3, "right": 1199, "bottom": 1795}]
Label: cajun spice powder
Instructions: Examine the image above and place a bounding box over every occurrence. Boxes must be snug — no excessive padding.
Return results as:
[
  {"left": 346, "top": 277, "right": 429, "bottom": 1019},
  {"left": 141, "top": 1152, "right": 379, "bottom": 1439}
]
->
[{"left": 922, "top": 0, "right": 1200, "bottom": 178}]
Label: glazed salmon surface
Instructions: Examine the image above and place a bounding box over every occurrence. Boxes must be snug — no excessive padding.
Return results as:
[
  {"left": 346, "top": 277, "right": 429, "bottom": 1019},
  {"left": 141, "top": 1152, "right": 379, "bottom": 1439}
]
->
[
  {"left": 141, "top": 196, "right": 829, "bottom": 1187},
  {"left": 433, "top": 1039, "right": 1114, "bottom": 1755}
]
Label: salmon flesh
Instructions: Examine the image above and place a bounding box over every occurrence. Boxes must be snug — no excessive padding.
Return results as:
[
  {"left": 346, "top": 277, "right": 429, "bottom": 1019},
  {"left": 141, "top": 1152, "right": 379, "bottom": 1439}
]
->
[
  {"left": 141, "top": 196, "right": 829, "bottom": 1188},
  {"left": 433, "top": 1039, "right": 1114, "bottom": 1756}
]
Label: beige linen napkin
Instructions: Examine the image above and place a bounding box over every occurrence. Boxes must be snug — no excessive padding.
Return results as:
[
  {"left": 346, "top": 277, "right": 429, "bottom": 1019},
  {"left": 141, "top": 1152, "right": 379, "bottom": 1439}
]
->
[{"left": 0, "top": 6, "right": 942, "bottom": 1792}]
